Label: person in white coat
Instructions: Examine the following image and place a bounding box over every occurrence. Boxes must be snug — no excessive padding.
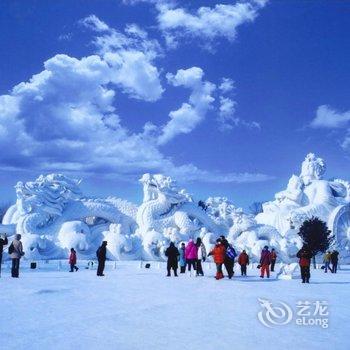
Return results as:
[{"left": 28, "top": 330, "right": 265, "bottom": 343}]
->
[{"left": 195, "top": 237, "right": 206, "bottom": 276}]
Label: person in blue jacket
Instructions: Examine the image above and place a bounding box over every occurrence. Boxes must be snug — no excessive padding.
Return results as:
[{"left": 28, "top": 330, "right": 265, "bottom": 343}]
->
[{"left": 179, "top": 242, "right": 186, "bottom": 273}]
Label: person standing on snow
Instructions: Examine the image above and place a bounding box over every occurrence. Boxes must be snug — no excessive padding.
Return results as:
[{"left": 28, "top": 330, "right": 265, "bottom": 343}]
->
[
  {"left": 0, "top": 234, "right": 8, "bottom": 277},
  {"left": 238, "top": 250, "right": 249, "bottom": 276},
  {"left": 220, "top": 235, "right": 236, "bottom": 279},
  {"left": 208, "top": 238, "right": 226, "bottom": 280},
  {"left": 69, "top": 248, "right": 79, "bottom": 272},
  {"left": 165, "top": 242, "right": 180, "bottom": 277},
  {"left": 195, "top": 237, "right": 206, "bottom": 276},
  {"left": 297, "top": 245, "right": 312, "bottom": 283},
  {"left": 323, "top": 251, "right": 332, "bottom": 273},
  {"left": 270, "top": 248, "right": 277, "bottom": 272},
  {"left": 10, "top": 234, "right": 24, "bottom": 278},
  {"left": 179, "top": 242, "right": 186, "bottom": 273},
  {"left": 259, "top": 246, "right": 271, "bottom": 278},
  {"left": 96, "top": 241, "right": 107, "bottom": 276},
  {"left": 185, "top": 239, "right": 197, "bottom": 275},
  {"left": 331, "top": 250, "right": 339, "bottom": 273}
]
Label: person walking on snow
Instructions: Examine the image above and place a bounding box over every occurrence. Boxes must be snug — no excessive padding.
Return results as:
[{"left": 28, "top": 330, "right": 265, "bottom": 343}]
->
[
  {"left": 179, "top": 242, "right": 186, "bottom": 273},
  {"left": 220, "top": 235, "right": 236, "bottom": 279},
  {"left": 165, "top": 242, "right": 180, "bottom": 277},
  {"left": 69, "top": 248, "right": 79, "bottom": 272},
  {"left": 323, "top": 251, "right": 332, "bottom": 273},
  {"left": 297, "top": 245, "right": 312, "bottom": 283},
  {"left": 238, "top": 250, "right": 249, "bottom": 276},
  {"left": 185, "top": 239, "right": 197, "bottom": 274},
  {"left": 331, "top": 250, "right": 339, "bottom": 273},
  {"left": 270, "top": 248, "right": 277, "bottom": 272},
  {"left": 195, "top": 237, "right": 206, "bottom": 276},
  {"left": 0, "top": 234, "right": 8, "bottom": 277},
  {"left": 96, "top": 241, "right": 107, "bottom": 276},
  {"left": 208, "top": 238, "right": 226, "bottom": 280},
  {"left": 259, "top": 246, "right": 271, "bottom": 278},
  {"left": 10, "top": 234, "right": 24, "bottom": 278}
]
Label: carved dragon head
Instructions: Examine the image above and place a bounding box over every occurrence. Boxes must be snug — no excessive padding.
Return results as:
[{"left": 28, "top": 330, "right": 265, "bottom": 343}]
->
[
  {"left": 14, "top": 173, "right": 82, "bottom": 216},
  {"left": 139, "top": 173, "right": 191, "bottom": 204}
]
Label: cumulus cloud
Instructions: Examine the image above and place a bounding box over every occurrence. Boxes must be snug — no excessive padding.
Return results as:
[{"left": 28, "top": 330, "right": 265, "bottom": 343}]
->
[
  {"left": 155, "top": 0, "right": 268, "bottom": 47},
  {"left": 158, "top": 67, "right": 215, "bottom": 144},
  {"left": 81, "top": 15, "right": 164, "bottom": 102},
  {"left": 311, "top": 105, "right": 350, "bottom": 129},
  {"left": 219, "top": 78, "right": 235, "bottom": 93}
]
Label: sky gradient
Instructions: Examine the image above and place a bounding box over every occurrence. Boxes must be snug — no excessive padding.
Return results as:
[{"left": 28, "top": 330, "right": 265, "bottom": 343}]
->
[{"left": 0, "top": 0, "right": 349, "bottom": 209}]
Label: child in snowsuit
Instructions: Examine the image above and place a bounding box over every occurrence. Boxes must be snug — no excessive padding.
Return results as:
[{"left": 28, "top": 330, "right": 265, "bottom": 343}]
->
[
  {"left": 270, "top": 248, "right": 277, "bottom": 272},
  {"left": 69, "top": 248, "right": 79, "bottom": 272},
  {"left": 185, "top": 239, "right": 197, "bottom": 274},
  {"left": 238, "top": 250, "right": 249, "bottom": 276},
  {"left": 179, "top": 242, "right": 186, "bottom": 273},
  {"left": 195, "top": 237, "right": 206, "bottom": 276},
  {"left": 260, "top": 246, "right": 271, "bottom": 278},
  {"left": 297, "top": 245, "right": 312, "bottom": 283},
  {"left": 208, "top": 239, "right": 226, "bottom": 280},
  {"left": 165, "top": 242, "right": 180, "bottom": 277}
]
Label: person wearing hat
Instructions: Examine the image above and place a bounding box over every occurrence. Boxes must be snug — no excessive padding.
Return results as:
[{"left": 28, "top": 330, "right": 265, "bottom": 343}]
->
[
  {"left": 208, "top": 238, "right": 226, "bottom": 280},
  {"left": 0, "top": 233, "right": 8, "bottom": 277},
  {"left": 96, "top": 241, "right": 107, "bottom": 276},
  {"left": 165, "top": 242, "right": 180, "bottom": 277},
  {"left": 259, "top": 245, "right": 271, "bottom": 278}
]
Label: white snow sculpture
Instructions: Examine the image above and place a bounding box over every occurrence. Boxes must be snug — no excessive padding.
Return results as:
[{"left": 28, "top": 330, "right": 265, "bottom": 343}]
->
[
  {"left": 276, "top": 263, "right": 299, "bottom": 280},
  {"left": 256, "top": 153, "right": 350, "bottom": 259},
  {"left": 1, "top": 174, "right": 138, "bottom": 260}
]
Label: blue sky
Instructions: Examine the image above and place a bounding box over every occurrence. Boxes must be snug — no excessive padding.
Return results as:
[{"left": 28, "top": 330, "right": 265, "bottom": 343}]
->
[{"left": 0, "top": 0, "right": 349, "bottom": 209}]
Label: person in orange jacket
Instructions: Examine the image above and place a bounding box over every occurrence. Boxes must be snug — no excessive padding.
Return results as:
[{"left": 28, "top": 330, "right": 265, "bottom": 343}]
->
[
  {"left": 238, "top": 250, "right": 249, "bottom": 276},
  {"left": 270, "top": 248, "right": 277, "bottom": 272},
  {"left": 208, "top": 238, "right": 226, "bottom": 280}
]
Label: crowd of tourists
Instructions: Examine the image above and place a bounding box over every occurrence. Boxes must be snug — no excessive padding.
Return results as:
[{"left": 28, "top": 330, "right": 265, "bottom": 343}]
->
[{"left": 0, "top": 233, "right": 341, "bottom": 283}]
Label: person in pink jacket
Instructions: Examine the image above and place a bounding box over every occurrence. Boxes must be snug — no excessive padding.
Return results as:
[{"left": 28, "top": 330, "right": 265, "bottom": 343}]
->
[{"left": 185, "top": 239, "right": 198, "bottom": 273}]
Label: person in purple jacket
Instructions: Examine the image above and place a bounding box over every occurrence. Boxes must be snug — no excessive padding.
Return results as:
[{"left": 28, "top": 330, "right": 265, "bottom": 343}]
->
[{"left": 260, "top": 245, "right": 271, "bottom": 278}]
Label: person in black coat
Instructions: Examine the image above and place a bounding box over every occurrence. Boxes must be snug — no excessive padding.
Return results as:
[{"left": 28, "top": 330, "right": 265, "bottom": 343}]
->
[
  {"left": 0, "top": 234, "right": 8, "bottom": 277},
  {"left": 165, "top": 242, "right": 180, "bottom": 277},
  {"left": 96, "top": 241, "right": 107, "bottom": 276},
  {"left": 220, "top": 235, "right": 235, "bottom": 279},
  {"left": 331, "top": 250, "right": 339, "bottom": 273}
]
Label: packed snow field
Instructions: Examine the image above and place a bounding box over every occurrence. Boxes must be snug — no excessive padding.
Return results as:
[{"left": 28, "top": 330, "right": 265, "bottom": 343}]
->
[{"left": 1, "top": 261, "right": 349, "bottom": 350}]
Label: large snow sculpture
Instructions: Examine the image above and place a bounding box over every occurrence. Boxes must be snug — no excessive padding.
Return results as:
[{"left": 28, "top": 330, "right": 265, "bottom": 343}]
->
[
  {"left": 1, "top": 174, "right": 138, "bottom": 259},
  {"left": 136, "top": 174, "right": 221, "bottom": 259},
  {"left": 256, "top": 153, "right": 350, "bottom": 258}
]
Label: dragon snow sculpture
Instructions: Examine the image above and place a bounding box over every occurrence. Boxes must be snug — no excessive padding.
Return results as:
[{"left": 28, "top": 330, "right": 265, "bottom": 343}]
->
[
  {"left": 136, "top": 174, "right": 221, "bottom": 260},
  {"left": 1, "top": 174, "right": 138, "bottom": 260}
]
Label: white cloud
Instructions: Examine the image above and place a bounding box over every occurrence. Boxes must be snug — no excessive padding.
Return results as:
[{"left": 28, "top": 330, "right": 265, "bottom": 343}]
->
[
  {"left": 156, "top": 1, "right": 268, "bottom": 47},
  {"left": 80, "top": 15, "right": 110, "bottom": 32},
  {"left": 158, "top": 67, "right": 215, "bottom": 144},
  {"left": 219, "top": 77, "right": 235, "bottom": 93},
  {"left": 311, "top": 105, "right": 350, "bottom": 129},
  {"left": 81, "top": 15, "right": 164, "bottom": 102}
]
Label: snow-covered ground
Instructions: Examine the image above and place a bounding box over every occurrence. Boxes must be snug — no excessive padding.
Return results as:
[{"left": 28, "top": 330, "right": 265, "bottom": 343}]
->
[{"left": 1, "top": 261, "right": 349, "bottom": 350}]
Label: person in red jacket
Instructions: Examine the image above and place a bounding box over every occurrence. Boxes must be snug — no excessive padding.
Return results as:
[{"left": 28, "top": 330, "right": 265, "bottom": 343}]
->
[
  {"left": 296, "top": 245, "right": 312, "bottom": 283},
  {"left": 69, "top": 248, "right": 79, "bottom": 272},
  {"left": 259, "top": 246, "right": 271, "bottom": 278},
  {"left": 238, "top": 250, "right": 249, "bottom": 276},
  {"left": 208, "top": 238, "right": 226, "bottom": 280}
]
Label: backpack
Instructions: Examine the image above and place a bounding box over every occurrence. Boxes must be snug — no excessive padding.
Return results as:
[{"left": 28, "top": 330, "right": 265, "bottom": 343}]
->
[
  {"left": 8, "top": 242, "right": 14, "bottom": 255},
  {"left": 226, "top": 245, "right": 237, "bottom": 260}
]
